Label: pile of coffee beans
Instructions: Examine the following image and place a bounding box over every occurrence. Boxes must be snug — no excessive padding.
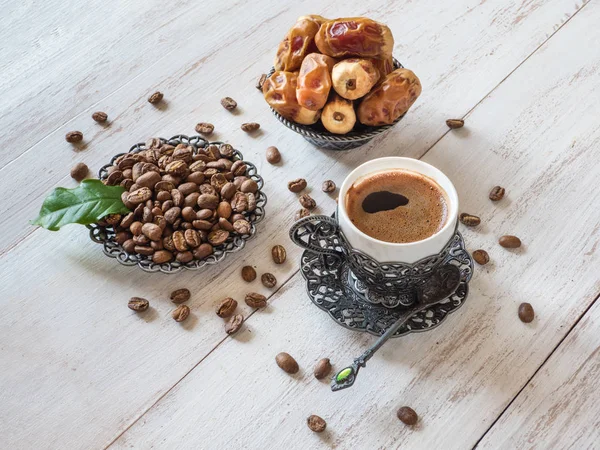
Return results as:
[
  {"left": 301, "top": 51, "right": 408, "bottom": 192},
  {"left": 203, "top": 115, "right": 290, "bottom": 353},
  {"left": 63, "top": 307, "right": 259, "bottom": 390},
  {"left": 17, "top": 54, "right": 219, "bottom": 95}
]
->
[{"left": 99, "top": 139, "right": 260, "bottom": 265}]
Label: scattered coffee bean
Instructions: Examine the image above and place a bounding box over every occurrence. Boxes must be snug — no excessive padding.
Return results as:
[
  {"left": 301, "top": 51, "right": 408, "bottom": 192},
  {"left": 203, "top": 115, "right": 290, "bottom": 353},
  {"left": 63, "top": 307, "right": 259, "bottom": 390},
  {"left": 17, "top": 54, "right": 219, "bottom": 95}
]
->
[
  {"left": 216, "top": 297, "right": 238, "bottom": 318},
  {"left": 245, "top": 292, "right": 267, "bottom": 308},
  {"left": 322, "top": 180, "right": 336, "bottom": 193},
  {"left": 266, "top": 146, "right": 281, "bottom": 164},
  {"left": 256, "top": 73, "right": 267, "bottom": 91},
  {"left": 307, "top": 415, "right": 326, "bottom": 433},
  {"left": 225, "top": 314, "right": 244, "bottom": 334},
  {"left": 446, "top": 119, "right": 464, "bottom": 129},
  {"left": 397, "top": 406, "right": 418, "bottom": 425},
  {"left": 518, "top": 302, "right": 535, "bottom": 323},
  {"left": 170, "top": 288, "right": 191, "bottom": 304},
  {"left": 489, "top": 186, "right": 505, "bottom": 201},
  {"left": 261, "top": 273, "right": 277, "bottom": 288},
  {"left": 299, "top": 194, "right": 316, "bottom": 210},
  {"left": 288, "top": 178, "right": 307, "bottom": 193},
  {"left": 128, "top": 297, "right": 149, "bottom": 312},
  {"left": 313, "top": 358, "right": 332, "bottom": 380},
  {"left": 195, "top": 123, "right": 214, "bottom": 135},
  {"left": 241, "top": 122, "right": 260, "bottom": 132},
  {"left": 295, "top": 208, "right": 310, "bottom": 221},
  {"left": 275, "top": 352, "right": 299, "bottom": 374},
  {"left": 272, "top": 245, "right": 287, "bottom": 264},
  {"left": 172, "top": 304, "right": 190, "bottom": 322},
  {"left": 65, "top": 131, "right": 83, "bottom": 143},
  {"left": 148, "top": 91, "right": 164, "bottom": 104},
  {"left": 472, "top": 249, "right": 490, "bottom": 265},
  {"left": 241, "top": 265, "right": 257, "bottom": 282},
  {"left": 460, "top": 213, "right": 481, "bottom": 227},
  {"left": 499, "top": 235, "right": 521, "bottom": 248},
  {"left": 92, "top": 111, "right": 108, "bottom": 123},
  {"left": 220, "top": 97, "right": 237, "bottom": 111},
  {"left": 70, "top": 162, "right": 89, "bottom": 181}
]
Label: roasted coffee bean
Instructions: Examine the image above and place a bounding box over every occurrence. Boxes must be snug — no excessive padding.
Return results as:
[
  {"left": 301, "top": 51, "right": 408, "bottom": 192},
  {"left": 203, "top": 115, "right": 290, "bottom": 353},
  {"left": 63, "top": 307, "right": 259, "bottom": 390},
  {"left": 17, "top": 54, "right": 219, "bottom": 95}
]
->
[
  {"left": 313, "top": 358, "right": 332, "bottom": 380},
  {"left": 288, "top": 178, "right": 307, "bottom": 193},
  {"left": 195, "top": 122, "right": 214, "bottom": 135},
  {"left": 136, "top": 171, "right": 161, "bottom": 188},
  {"left": 207, "top": 160, "right": 227, "bottom": 171},
  {"left": 446, "top": 119, "right": 464, "bottom": 129},
  {"left": 181, "top": 206, "right": 197, "bottom": 222},
  {"left": 66, "top": 131, "right": 83, "bottom": 143},
  {"left": 299, "top": 194, "right": 316, "bottom": 210},
  {"left": 153, "top": 215, "right": 167, "bottom": 230},
  {"left": 122, "top": 168, "right": 133, "bottom": 179},
  {"left": 231, "top": 192, "right": 248, "bottom": 212},
  {"left": 130, "top": 221, "right": 143, "bottom": 236},
  {"left": 161, "top": 200, "right": 174, "bottom": 213},
  {"left": 134, "top": 245, "right": 154, "bottom": 256},
  {"left": 246, "top": 192, "right": 257, "bottom": 212},
  {"left": 162, "top": 174, "right": 181, "bottom": 185},
  {"left": 186, "top": 172, "right": 205, "bottom": 185},
  {"left": 518, "top": 303, "right": 535, "bottom": 323},
  {"left": 165, "top": 160, "right": 188, "bottom": 178},
  {"left": 275, "top": 352, "right": 299, "bottom": 374},
  {"left": 266, "top": 146, "right": 281, "bottom": 164},
  {"left": 141, "top": 223, "right": 162, "bottom": 241},
  {"left": 295, "top": 208, "right": 310, "bottom": 221},
  {"left": 164, "top": 207, "right": 182, "bottom": 224},
  {"left": 220, "top": 182, "right": 236, "bottom": 200},
  {"left": 156, "top": 191, "right": 171, "bottom": 202},
  {"left": 178, "top": 182, "right": 198, "bottom": 196},
  {"left": 127, "top": 187, "right": 153, "bottom": 205},
  {"left": 217, "top": 201, "right": 232, "bottom": 219},
  {"left": 121, "top": 179, "right": 134, "bottom": 190},
  {"left": 184, "top": 229, "right": 202, "bottom": 248},
  {"left": 104, "top": 214, "right": 122, "bottom": 226},
  {"left": 322, "top": 180, "right": 336, "bottom": 193},
  {"left": 460, "top": 213, "right": 481, "bottom": 227},
  {"left": 181, "top": 222, "right": 193, "bottom": 230},
  {"left": 307, "top": 415, "right": 326, "bottom": 433},
  {"left": 220, "top": 97, "right": 237, "bottom": 111},
  {"left": 397, "top": 406, "right": 418, "bottom": 425},
  {"left": 261, "top": 273, "right": 277, "bottom": 288},
  {"left": 153, "top": 250, "right": 173, "bottom": 264},
  {"left": 133, "top": 234, "right": 150, "bottom": 245},
  {"left": 208, "top": 229, "right": 230, "bottom": 246},
  {"left": 245, "top": 292, "right": 267, "bottom": 309},
  {"left": 163, "top": 235, "right": 176, "bottom": 251},
  {"left": 172, "top": 305, "right": 190, "bottom": 322},
  {"left": 155, "top": 180, "right": 175, "bottom": 192},
  {"left": 128, "top": 297, "right": 149, "bottom": 312},
  {"left": 233, "top": 219, "right": 251, "bottom": 235},
  {"left": 472, "top": 249, "right": 490, "bottom": 265},
  {"left": 499, "top": 235, "right": 521, "bottom": 248},
  {"left": 171, "top": 189, "right": 184, "bottom": 207},
  {"left": 241, "top": 179, "right": 258, "bottom": 193},
  {"left": 193, "top": 243, "right": 213, "bottom": 260},
  {"left": 92, "top": 111, "right": 108, "bottom": 123},
  {"left": 256, "top": 73, "right": 267, "bottom": 90},
  {"left": 120, "top": 212, "right": 135, "bottom": 229},
  {"left": 70, "top": 162, "right": 89, "bottom": 181},
  {"left": 145, "top": 137, "right": 162, "bottom": 149},
  {"left": 195, "top": 209, "right": 212, "bottom": 220},
  {"left": 231, "top": 160, "right": 247, "bottom": 177},
  {"left": 106, "top": 170, "right": 124, "bottom": 186},
  {"left": 241, "top": 122, "right": 260, "bottom": 132},
  {"left": 199, "top": 184, "right": 217, "bottom": 196},
  {"left": 205, "top": 144, "right": 221, "bottom": 160},
  {"left": 117, "top": 155, "right": 137, "bottom": 170},
  {"left": 231, "top": 213, "right": 245, "bottom": 223},
  {"left": 148, "top": 91, "right": 164, "bottom": 104},
  {"left": 233, "top": 176, "right": 248, "bottom": 189},
  {"left": 115, "top": 231, "right": 131, "bottom": 245},
  {"left": 193, "top": 220, "right": 213, "bottom": 231},
  {"left": 272, "top": 245, "right": 287, "bottom": 264},
  {"left": 225, "top": 314, "right": 244, "bottom": 335},
  {"left": 211, "top": 173, "right": 228, "bottom": 191},
  {"left": 216, "top": 297, "right": 238, "bottom": 318},
  {"left": 142, "top": 207, "right": 154, "bottom": 223},
  {"left": 123, "top": 239, "right": 136, "bottom": 253},
  {"left": 489, "top": 186, "right": 506, "bottom": 201},
  {"left": 184, "top": 192, "right": 200, "bottom": 208},
  {"left": 197, "top": 194, "right": 219, "bottom": 210},
  {"left": 241, "top": 266, "right": 257, "bottom": 282},
  {"left": 150, "top": 240, "right": 163, "bottom": 250},
  {"left": 218, "top": 217, "right": 234, "bottom": 232},
  {"left": 176, "top": 251, "right": 193, "bottom": 263}
]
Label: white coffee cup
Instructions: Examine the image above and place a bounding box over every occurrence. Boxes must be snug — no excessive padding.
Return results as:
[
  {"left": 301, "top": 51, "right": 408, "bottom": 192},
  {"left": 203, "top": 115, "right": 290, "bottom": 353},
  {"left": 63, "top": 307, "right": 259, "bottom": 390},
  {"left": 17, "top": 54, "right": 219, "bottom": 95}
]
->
[{"left": 337, "top": 157, "right": 459, "bottom": 264}]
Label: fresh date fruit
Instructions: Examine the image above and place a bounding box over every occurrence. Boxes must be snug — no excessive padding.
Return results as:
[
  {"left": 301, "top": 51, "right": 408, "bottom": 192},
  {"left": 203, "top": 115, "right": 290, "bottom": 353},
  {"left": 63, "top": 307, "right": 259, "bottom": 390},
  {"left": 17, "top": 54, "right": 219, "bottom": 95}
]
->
[
  {"left": 296, "top": 53, "right": 337, "bottom": 111},
  {"left": 263, "top": 71, "right": 320, "bottom": 125}
]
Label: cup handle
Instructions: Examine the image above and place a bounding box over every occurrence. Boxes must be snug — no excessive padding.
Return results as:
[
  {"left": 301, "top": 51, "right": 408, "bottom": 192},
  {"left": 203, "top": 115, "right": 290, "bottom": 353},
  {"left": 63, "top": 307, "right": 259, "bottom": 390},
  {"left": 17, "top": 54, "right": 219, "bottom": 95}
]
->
[{"left": 289, "top": 215, "right": 347, "bottom": 259}]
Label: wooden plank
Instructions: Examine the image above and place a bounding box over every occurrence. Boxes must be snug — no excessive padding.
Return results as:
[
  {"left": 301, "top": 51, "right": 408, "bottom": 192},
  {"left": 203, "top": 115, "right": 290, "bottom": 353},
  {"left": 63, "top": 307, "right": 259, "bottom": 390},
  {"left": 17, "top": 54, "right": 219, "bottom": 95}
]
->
[
  {"left": 477, "top": 298, "right": 600, "bottom": 449},
  {"left": 110, "top": 3, "right": 600, "bottom": 449},
  {"left": 0, "top": 0, "right": 587, "bottom": 254},
  {"left": 0, "top": 0, "right": 591, "bottom": 449}
]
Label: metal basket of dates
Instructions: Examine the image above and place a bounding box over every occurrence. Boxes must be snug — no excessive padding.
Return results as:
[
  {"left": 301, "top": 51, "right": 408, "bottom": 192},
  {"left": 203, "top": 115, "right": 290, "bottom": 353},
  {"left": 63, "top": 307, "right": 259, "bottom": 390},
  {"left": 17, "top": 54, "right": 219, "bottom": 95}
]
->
[{"left": 89, "top": 135, "right": 267, "bottom": 273}]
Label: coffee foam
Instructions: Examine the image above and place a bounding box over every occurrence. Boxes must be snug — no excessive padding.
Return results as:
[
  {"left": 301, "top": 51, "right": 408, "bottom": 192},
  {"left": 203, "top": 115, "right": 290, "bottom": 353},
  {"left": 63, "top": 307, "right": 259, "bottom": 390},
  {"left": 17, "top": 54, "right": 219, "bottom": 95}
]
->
[{"left": 345, "top": 169, "right": 448, "bottom": 244}]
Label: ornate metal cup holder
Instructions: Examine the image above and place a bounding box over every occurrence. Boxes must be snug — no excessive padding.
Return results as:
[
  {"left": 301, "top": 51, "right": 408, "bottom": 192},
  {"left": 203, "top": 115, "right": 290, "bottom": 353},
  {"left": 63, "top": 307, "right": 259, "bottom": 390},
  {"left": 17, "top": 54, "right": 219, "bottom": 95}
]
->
[
  {"left": 290, "top": 215, "right": 473, "bottom": 338},
  {"left": 89, "top": 135, "right": 267, "bottom": 274}
]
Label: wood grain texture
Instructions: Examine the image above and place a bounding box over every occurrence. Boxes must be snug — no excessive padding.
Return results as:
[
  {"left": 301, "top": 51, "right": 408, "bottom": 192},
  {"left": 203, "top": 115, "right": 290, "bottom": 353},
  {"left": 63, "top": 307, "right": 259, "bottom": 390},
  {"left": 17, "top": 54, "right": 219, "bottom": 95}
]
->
[
  {"left": 477, "top": 298, "right": 600, "bottom": 449},
  {"left": 0, "top": 0, "right": 586, "bottom": 255},
  {"left": 0, "top": 0, "right": 594, "bottom": 449},
  {"left": 111, "top": 3, "right": 600, "bottom": 449}
]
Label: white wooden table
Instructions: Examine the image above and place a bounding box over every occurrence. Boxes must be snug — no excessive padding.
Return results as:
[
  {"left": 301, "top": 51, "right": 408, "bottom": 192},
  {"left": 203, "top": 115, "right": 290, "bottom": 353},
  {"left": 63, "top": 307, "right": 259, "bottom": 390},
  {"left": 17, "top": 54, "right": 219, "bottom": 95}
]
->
[{"left": 2, "top": 1, "right": 599, "bottom": 448}]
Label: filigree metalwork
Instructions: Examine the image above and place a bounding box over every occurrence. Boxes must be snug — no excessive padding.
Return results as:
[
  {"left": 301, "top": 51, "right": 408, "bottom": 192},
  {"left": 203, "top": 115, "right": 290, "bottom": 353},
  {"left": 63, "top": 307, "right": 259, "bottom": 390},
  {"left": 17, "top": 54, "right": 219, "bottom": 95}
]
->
[{"left": 89, "top": 135, "right": 267, "bottom": 274}]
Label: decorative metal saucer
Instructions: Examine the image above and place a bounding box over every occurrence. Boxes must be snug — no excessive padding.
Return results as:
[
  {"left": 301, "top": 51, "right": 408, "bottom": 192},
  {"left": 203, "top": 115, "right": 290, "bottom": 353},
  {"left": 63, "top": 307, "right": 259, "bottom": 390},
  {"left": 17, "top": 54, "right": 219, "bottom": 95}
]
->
[
  {"left": 300, "top": 231, "right": 473, "bottom": 338},
  {"left": 266, "top": 59, "right": 404, "bottom": 151},
  {"left": 88, "top": 135, "right": 267, "bottom": 274}
]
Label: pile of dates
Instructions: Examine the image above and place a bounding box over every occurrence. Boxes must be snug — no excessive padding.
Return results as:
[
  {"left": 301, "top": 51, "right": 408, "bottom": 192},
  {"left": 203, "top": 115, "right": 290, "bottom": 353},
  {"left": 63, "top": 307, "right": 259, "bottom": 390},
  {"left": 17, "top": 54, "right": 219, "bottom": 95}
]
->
[
  {"left": 98, "top": 139, "right": 260, "bottom": 265},
  {"left": 263, "top": 16, "right": 422, "bottom": 134}
]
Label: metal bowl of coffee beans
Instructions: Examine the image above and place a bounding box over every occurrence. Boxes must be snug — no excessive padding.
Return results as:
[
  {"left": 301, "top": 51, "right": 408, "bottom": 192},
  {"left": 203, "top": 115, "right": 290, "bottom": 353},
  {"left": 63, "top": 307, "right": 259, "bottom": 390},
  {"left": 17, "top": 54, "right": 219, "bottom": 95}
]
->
[
  {"left": 265, "top": 59, "right": 404, "bottom": 151},
  {"left": 89, "top": 135, "right": 267, "bottom": 274}
]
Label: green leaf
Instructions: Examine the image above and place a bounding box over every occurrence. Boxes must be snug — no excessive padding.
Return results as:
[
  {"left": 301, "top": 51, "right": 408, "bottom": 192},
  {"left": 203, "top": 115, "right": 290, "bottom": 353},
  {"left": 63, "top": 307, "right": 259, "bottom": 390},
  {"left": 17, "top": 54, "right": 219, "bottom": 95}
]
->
[{"left": 31, "top": 179, "right": 130, "bottom": 231}]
